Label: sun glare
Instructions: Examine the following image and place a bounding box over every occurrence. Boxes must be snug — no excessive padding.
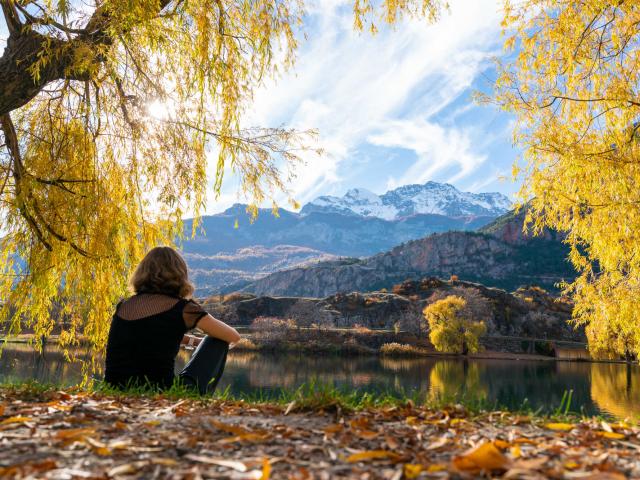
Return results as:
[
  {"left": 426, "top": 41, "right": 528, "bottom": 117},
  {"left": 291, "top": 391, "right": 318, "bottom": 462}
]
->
[{"left": 146, "top": 100, "right": 171, "bottom": 120}]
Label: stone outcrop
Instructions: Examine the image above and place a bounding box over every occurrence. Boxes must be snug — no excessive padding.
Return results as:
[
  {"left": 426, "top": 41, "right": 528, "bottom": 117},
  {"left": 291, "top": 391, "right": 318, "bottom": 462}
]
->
[{"left": 203, "top": 278, "right": 583, "bottom": 342}]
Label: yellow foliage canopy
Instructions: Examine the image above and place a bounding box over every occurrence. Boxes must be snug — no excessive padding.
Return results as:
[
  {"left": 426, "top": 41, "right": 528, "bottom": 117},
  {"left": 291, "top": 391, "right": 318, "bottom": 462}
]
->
[
  {"left": 495, "top": 1, "right": 640, "bottom": 359},
  {"left": 0, "top": 0, "right": 445, "bottom": 367},
  {"left": 423, "top": 295, "right": 486, "bottom": 355}
]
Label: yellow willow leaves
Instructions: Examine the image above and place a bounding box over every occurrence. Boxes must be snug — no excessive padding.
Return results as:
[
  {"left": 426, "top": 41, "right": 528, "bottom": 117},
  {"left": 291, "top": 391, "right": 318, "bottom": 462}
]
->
[
  {"left": 495, "top": 1, "right": 640, "bottom": 358},
  {"left": 1, "top": 0, "right": 443, "bottom": 369},
  {"left": 424, "top": 295, "right": 487, "bottom": 354}
]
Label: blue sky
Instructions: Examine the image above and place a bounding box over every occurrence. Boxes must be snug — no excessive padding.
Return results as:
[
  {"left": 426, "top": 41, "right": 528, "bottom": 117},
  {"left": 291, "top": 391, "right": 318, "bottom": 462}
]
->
[
  {"left": 220, "top": 0, "right": 519, "bottom": 213},
  {"left": 1, "top": 0, "right": 520, "bottom": 215}
]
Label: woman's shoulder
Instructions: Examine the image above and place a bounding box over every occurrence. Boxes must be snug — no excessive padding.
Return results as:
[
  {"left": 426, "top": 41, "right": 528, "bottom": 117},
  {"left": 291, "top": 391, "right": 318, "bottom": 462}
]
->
[{"left": 116, "top": 293, "right": 187, "bottom": 320}]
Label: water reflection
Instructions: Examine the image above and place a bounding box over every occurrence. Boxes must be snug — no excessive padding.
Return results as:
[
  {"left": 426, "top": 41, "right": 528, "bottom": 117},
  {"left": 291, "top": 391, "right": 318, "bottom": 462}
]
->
[
  {"left": 590, "top": 363, "right": 640, "bottom": 418},
  {"left": 1, "top": 344, "right": 639, "bottom": 419},
  {"left": 428, "top": 361, "right": 487, "bottom": 404}
]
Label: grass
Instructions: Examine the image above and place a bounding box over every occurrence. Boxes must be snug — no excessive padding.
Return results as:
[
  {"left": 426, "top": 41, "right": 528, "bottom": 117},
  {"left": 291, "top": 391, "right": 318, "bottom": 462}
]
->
[{"left": 0, "top": 379, "right": 612, "bottom": 423}]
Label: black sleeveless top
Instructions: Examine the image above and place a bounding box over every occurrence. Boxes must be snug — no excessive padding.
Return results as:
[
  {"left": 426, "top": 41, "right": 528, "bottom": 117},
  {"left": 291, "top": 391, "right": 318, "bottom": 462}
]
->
[{"left": 104, "top": 293, "right": 208, "bottom": 389}]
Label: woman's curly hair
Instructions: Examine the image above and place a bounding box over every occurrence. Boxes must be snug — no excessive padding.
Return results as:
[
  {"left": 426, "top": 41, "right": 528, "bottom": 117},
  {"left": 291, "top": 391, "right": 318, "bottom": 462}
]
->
[{"left": 130, "top": 246, "right": 194, "bottom": 298}]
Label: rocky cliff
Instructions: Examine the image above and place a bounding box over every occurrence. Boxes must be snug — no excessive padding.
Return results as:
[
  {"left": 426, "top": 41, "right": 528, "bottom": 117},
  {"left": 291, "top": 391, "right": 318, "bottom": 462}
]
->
[
  {"left": 204, "top": 278, "right": 583, "bottom": 342},
  {"left": 232, "top": 209, "right": 575, "bottom": 297}
]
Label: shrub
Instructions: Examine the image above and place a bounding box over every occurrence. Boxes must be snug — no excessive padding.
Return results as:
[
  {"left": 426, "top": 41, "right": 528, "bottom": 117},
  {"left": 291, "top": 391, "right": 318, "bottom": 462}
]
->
[
  {"left": 380, "top": 342, "right": 426, "bottom": 356},
  {"left": 352, "top": 323, "right": 373, "bottom": 334},
  {"left": 250, "top": 317, "right": 297, "bottom": 342},
  {"left": 234, "top": 338, "right": 258, "bottom": 350},
  {"left": 423, "top": 295, "right": 487, "bottom": 355}
]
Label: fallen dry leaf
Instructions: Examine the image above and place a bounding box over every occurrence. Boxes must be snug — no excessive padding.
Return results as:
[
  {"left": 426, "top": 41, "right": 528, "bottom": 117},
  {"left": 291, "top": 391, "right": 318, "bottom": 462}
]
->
[
  {"left": 403, "top": 463, "right": 422, "bottom": 478},
  {"left": 453, "top": 442, "right": 511, "bottom": 472},
  {"left": 184, "top": 454, "right": 247, "bottom": 471},
  {"left": 545, "top": 422, "right": 575, "bottom": 431},
  {"left": 0, "top": 416, "right": 32, "bottom": 425},
  {"left": 597, "top": 431, "right": 626, "bottom": 440},
  {"left": 346, "top": 450, "right": 401, "bottom": 463},
  {"left": 261, "top": 458, "right": 271, "bottom": 480}
]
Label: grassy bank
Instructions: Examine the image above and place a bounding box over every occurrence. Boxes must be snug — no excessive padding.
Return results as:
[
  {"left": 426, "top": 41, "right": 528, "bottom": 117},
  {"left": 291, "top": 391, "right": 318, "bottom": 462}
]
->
[{"left": 1, "top": 383, "right": 638, "bottom": 479}]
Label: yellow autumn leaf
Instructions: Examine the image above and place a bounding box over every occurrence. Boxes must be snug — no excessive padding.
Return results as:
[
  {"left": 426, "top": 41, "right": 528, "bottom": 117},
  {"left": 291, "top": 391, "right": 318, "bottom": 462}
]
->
[
  {"left": 346, "top": 450, "right": 401, "bottom": 463},
  {"left": 260, "top": 458, "right": 271, "bottom": 480},
  {"left": 452, "top": 442, "right": 511, "bottom": 472},
  {"left": 54, "top": 428, "right": 97, "bottom": 440},
  {"left": 545, "top": 423, "right": 574, "bottom": 431},
  {"left": 218, "top": 433, "right": 271, "bottom": 444},
  {"left": 427, "top": 464, "right": 447, "bottom": 472},
  {"left": 403, "top": 464, "right": 422, "bottom": 478},
  {"left": 510, "top": 445, "right": 521, "bottom": 459},
  {"left": 1, "top": 416, "right": 33, "bottom": 425},
  {"left": 597, "top": 431, "right": 625, "bottom": 440}
]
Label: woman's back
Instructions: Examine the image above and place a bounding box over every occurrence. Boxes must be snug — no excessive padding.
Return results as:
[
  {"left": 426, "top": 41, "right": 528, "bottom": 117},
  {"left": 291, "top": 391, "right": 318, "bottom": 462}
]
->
[{"left": 105, "top": 293, "right": 206, "bottom": 389}]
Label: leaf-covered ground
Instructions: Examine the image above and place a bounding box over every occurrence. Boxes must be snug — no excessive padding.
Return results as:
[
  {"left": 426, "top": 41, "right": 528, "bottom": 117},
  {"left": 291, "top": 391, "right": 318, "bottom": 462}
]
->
[{"left": 1, "top": 389, "right": 639, "bottom": 479}]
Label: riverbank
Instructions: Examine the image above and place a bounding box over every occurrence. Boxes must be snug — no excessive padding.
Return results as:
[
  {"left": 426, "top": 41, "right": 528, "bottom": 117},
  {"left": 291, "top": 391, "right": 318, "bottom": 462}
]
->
[
  {"left": 2, "top": 331, "right": 590, "bottom": 363},
  {"left": 0, "top": 384, "right": 638, "bottom": 479}
]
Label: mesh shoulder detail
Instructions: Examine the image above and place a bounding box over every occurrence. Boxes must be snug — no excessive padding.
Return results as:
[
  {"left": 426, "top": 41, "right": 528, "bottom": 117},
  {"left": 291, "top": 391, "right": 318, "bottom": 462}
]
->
[
  {"left": 183, "top": 299, "right": 209, "bottom": 330},
  {"left": 116, "top": 294, "right": 181, "bottom": 320}
]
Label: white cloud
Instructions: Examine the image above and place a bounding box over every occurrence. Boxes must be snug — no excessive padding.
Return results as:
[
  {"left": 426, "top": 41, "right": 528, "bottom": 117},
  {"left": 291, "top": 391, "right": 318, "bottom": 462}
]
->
[
  {"left": 216, "top": 0, "right": 506, "bottom": 211},
  {"left": 370, "top": 118, "right": 487, "bottom": 189}
]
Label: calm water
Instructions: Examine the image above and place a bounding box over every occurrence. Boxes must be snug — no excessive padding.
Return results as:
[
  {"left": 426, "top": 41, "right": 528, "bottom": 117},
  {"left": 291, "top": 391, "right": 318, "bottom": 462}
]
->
[{"left": 1, "top": 344, "right": 639, "bottom": 419}]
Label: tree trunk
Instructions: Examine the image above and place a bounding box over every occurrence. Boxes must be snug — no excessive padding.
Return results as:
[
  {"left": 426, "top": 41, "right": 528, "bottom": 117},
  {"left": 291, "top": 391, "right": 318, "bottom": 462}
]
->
[{"left": 0, "top": 30, "right": 74, "bottom": 116}]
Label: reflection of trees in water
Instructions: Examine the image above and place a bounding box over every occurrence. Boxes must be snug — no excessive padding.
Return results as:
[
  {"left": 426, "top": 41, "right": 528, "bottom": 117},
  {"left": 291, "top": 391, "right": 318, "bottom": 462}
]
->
[
  {"left": 475, "top": 360, "right": 593, "bottom": 412},
  {"left": 219, "top": 353, "right": 434, "bottom": 394},
  {"left": 590, "top": 363, "right": 640, "bottom": 419},
  {"left": 0, "top": 345, "right": 89, "bottom": 385},
  {"left": 428, "top": 361, "right": 487, "bottom": 404}
]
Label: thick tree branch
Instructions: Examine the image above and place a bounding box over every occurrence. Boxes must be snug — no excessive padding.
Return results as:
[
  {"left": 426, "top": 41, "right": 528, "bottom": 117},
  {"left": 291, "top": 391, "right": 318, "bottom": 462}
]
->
[{"left": 0, "top": 1, "right": 172, "bottom": 116}]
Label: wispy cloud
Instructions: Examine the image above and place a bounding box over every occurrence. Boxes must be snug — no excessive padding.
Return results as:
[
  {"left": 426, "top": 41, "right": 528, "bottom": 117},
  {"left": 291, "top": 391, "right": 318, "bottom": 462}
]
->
[{"left": 208, "top": 0, "right": 510, "bottom": 213}]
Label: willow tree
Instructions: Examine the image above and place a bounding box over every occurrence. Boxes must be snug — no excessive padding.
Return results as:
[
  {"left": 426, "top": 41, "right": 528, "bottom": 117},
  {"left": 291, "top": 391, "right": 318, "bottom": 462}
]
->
[
  {"left": 495, "top": 2, "right": 640, "bottom": 359},
  {"left": 423, "top": 296, "right": 487, "bottom": 355},
  {"left": 0, "top": 0, "right": 445, "bottom": 362}
]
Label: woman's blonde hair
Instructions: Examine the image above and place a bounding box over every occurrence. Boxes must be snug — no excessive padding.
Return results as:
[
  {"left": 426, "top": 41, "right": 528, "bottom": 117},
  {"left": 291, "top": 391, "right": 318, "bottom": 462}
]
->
[{"left": 130, "top": 246, "right": 194, "bottom": 298}]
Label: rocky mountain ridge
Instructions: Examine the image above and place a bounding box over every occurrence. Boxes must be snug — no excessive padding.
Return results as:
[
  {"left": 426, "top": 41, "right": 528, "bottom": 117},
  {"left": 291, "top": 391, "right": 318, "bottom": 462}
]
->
[
  {"left": 182, "top": 204, "right": 496, "bottom": 294},
  {"left": 231, "top": 209, "right": 575, "bottom": 297}
]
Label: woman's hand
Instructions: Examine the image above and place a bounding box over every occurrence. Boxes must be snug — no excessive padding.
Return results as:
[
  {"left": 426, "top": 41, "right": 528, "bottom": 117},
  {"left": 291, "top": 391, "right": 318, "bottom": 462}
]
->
[{"left": 180, "top": 335, "right": 202, "bottom": 348}]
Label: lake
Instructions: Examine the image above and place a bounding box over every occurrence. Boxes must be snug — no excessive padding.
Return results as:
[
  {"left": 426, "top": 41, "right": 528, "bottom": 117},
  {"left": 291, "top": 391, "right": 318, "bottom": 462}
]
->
[{"left": 1, "top": 343, "right": 638, "bottom": 419}]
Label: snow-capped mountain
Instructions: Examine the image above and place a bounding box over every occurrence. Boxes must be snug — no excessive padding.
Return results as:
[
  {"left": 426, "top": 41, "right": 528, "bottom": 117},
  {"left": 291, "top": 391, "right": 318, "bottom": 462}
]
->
[{"left": 300, "top": 181, "right": 512, "bottom": 219}]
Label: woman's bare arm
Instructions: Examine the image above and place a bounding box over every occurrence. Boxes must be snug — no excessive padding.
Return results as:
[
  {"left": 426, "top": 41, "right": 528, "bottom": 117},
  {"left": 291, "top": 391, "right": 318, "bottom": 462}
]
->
[{"left": 196, "top": 314, "right": 241, "bottom": 345}]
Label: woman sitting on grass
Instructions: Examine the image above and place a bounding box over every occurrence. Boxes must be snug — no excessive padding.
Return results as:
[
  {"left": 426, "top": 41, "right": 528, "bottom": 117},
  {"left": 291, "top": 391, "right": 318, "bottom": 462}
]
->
[{"left": 105, "top": 246, "right": 241, "bottom": 394}]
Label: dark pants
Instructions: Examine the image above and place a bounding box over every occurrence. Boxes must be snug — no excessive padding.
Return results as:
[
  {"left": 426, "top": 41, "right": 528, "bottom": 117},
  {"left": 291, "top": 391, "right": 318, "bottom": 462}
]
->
[{"left": 178, "top": 336, "right": 229, "bottom": 395}]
